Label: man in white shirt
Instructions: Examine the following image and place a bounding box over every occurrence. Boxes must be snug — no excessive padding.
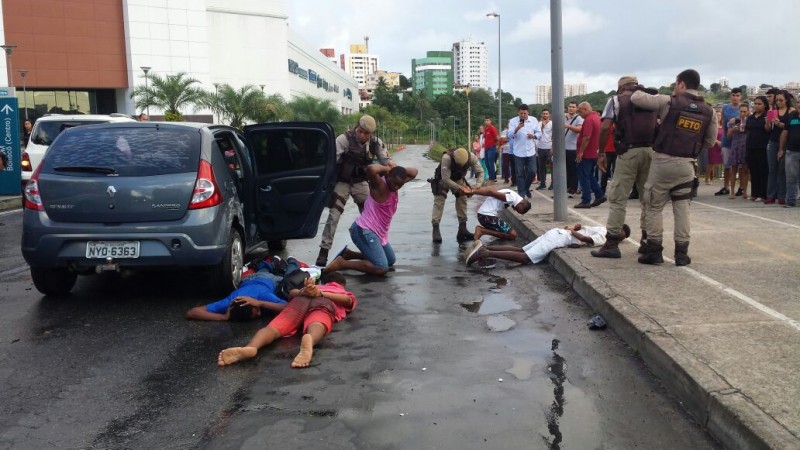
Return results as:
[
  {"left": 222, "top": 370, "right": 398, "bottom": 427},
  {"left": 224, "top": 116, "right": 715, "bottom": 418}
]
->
[
  {"left": 507, "top": 104, "right": 541, "bottom": 199},
  {"left": 461, "top": 185, "right": 531, "bottom": 241},
  {"left": 466, "top": 223, "right": 630, "bottom": 266},
  {"left": 564, "top": 102, "right": 584, "bottom": 196},
  {"left": 536, "top": 108, "right": 554, "bottom": 190}
]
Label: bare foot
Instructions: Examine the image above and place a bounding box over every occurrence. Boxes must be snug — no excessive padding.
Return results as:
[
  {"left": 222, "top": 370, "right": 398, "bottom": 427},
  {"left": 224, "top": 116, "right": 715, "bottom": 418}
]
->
[
  {"left": 218, "top": 347, "right": 257, "bottom": 366},
  {"left": 474, "top": 226, "right": 484, "bottom": 240},
  {"left": 323, "top": 256, "right": 345, "bottom": 273},
  {"left": 291, "top": 334, "right": 314, "bottom": 368}
]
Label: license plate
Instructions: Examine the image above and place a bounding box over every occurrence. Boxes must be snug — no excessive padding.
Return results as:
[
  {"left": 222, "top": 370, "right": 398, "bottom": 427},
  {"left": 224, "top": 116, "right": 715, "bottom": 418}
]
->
[{"left": 85, "top": 241, "right": 140, "bottom": 259}]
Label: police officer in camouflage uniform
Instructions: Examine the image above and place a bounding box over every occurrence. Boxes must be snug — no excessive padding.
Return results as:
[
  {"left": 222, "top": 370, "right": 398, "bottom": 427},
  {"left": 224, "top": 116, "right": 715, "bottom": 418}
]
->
[
  {"left": 316, "top": 115, "right": 393, "bottom": 266},
  {"left": 630, "top": 69, "right": 717, "bottom": 266},
  {"left": 430, "top": 148, "right": 484, "bottom": 243}
]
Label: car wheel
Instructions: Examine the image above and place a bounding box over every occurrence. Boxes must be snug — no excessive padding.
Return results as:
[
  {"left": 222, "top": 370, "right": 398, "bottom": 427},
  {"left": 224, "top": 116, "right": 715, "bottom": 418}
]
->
[
  {"left": 211, "top": 229, "right": 243, "bottom": 293},
  {"left": 267, "top": 240, "right": 287, "bottom": 251},
  {"left": 30, "top": 267, "right": 77, "bottom": 295}
]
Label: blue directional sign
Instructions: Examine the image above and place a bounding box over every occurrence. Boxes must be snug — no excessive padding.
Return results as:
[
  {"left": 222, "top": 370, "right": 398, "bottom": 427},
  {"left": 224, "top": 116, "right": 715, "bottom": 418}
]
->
[{"left": 0, "top": 96, "right": 20, "bottom": 195}]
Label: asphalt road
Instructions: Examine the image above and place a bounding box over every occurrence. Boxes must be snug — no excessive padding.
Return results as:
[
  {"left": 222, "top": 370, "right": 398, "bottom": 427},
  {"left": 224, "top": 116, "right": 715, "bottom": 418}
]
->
[{"left": 0, "top": 146, "right": 719, "bottom": 449}]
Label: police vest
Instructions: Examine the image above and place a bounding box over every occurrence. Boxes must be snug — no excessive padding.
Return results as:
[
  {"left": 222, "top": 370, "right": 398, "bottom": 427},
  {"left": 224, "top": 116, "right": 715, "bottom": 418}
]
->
[
  {"left": 616, "top": 86, "right": 658, "bottom": 150},
  {"left": 338, "top": 130, "right": 380, "bottom": 183},
  {"left": 654, "top": 92, "right": 714, "bottom": 158}
]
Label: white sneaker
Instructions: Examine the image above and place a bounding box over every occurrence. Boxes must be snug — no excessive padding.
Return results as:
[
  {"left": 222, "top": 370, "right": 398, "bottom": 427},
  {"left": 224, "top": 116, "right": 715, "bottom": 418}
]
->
[{"left": 465, "top": 241, "right": 484, "bottom": 267}]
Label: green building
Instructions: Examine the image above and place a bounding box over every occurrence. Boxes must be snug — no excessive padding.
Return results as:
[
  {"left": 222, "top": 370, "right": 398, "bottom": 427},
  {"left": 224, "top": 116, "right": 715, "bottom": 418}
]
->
[{"left": 411, "top": 51, "right": 454, "bottom": 100}]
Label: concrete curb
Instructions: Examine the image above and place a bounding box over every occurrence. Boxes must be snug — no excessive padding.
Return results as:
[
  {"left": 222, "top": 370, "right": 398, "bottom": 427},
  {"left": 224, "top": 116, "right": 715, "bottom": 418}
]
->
[
  {"left": 502, "top": 209, "right": 798, "bottom": 450},
  {"left": 0, "top": 196, "right": 21, "bottom": 213}
]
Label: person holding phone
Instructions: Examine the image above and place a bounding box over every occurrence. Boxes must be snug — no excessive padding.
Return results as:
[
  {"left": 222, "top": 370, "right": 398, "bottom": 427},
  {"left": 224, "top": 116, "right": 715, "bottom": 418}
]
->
[
  {"left": 745, "top": 96, "right": 772, "bottom": 202},
  {"left": 727, "top": 104, "right": 751, "bottom": 199}
]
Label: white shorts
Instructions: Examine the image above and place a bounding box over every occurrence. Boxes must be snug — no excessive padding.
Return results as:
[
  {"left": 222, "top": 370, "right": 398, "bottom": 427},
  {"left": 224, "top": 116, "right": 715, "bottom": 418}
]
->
[{"left": 523, "top": 229, "right": 571, "bottom": 263}]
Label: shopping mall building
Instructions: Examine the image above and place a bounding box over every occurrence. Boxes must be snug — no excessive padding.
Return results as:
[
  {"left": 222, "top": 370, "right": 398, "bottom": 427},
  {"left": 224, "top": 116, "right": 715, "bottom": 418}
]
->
[{"left": 0, "top": 0, "right": 358, "bottom": 122}]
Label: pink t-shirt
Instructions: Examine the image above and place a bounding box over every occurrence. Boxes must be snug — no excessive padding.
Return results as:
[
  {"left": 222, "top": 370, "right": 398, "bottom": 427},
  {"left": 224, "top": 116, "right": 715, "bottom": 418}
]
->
[{"left": 355, "top": 177, "right": 399, "bottom": 245}]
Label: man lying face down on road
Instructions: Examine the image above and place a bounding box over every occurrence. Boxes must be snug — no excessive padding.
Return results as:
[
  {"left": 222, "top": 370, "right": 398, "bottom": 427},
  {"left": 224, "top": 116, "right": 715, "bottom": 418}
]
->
[
  {"left": 185, "top": 257, "right": 319, "bottom": 321},
  {"left": 465, "top": 223, "right": 631, "bottom": 266},
  {"left": 217, "top": 271, "right": 357, "bottom": 369}
]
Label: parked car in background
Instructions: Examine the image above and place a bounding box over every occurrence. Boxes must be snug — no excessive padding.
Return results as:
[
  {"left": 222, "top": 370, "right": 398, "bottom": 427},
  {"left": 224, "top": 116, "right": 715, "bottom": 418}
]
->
[
  {"left": 21, "top": 114, "right": 137, "bottom": 187},
  {"left": 21, "top": 121, "right": 337, "bottom": 295}
]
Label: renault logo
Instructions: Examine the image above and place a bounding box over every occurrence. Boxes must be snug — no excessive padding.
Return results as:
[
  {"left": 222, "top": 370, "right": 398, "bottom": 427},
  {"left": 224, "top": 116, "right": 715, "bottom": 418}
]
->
[{"left": 107, "top": 186, "right": 117, "bottom": 198}]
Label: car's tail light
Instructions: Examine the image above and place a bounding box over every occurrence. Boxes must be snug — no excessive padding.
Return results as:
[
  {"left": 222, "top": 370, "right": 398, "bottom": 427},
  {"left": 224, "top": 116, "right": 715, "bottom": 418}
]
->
[
  {"left": 188, "top": 160, "right": 222, "bottom": 209},
  {"left": 21, "top": 152, "right": 31, "bottom": 172},
  {"left": 24, "top": 165, "right": 44, "bottom": 211}
]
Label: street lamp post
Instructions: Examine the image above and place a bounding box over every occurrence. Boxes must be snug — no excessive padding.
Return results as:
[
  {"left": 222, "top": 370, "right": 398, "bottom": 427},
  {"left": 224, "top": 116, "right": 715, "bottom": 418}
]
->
[
  {"left": 259, "top": 84, "right": 265, "bottom": 92},
  {"left": 465, "top": 85, "right": 472, "bottom": 149},
  {"left": 447, "top": 115, "right": 456, "bottom": 147},
  {"left": 486, "top": 13, "right": 501, "bottom": 128},
  {"left": 18, "top": 69, "right": 27, "bottom": 119},
  {"left": 1, "top": 44, "right": 17, "bottom": 87},
  {"left": 140, "top": 66, "right": 151, "bottom": 115}
]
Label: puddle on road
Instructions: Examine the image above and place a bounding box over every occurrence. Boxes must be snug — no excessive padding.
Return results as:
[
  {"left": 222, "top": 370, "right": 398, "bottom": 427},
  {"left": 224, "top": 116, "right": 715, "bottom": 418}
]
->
[
  {"left": 506, "top": 357, "right": 536, "bottom": 381},
  {"left": 486, "top": 315, "right": 516, "bottom": 332},
  {"left": 460, "top": 294, "right": 521, "bottom": 315}
]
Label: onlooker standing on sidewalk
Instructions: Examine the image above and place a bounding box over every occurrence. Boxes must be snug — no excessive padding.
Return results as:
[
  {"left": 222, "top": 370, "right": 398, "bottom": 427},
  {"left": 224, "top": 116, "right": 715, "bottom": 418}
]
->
[
  {"left": 316, "top": 115, "right": 393, "bottom": 267},
  {"left": 592, "top": 76, "right": 657, "bottom": 258},
  {"left": 564, "top": 102, "right": 583, "bottom": 197},
  {"left": 778, "top": 107, "right": 800, "bottom": 207},
  {"left": 483, "top": 117, "right": 499, "bottom": 184},
  {"left": 745, "top": 96, "right": 771, "bottom": 202},
  {"left": 575, "top": 102, "right": 606, "bottom": 209},
  {"left": 600, "top": 123, "right": 617, "bottom": 194},
  {"left": 632, "top": 69, "right": 717, "bottom": 266},
  {"left": 477, "top": 125, "right": 488, "bottom": 182},
  {"left": 716, "top": 88, "right": 744, "bottom": 196},
  {"left": 765, "top": 91, "right": 795, "bottom": 204},
  {"left": 507, "top": 104, "right": 540, "bottom": 199},
  {"left": 706, "top": 113, "right": 724, "bottom": 185},
  {"left": 536, "top": 109, "right": 553, "bottom": 190},
  {"left": 500, "top": 133, "right": 514, "bottom": 184},
  {"left": 727, "top": 104, "right": 750, "bottom": 199}
]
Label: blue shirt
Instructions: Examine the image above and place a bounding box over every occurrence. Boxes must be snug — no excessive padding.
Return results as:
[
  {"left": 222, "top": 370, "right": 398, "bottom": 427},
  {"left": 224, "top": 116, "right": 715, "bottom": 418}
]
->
[
  {"left": 721, "top": 103, "right": 740, "bottom": 147},
  {"left": 205, "top": 277, "right": 285, "bottom": 314}
]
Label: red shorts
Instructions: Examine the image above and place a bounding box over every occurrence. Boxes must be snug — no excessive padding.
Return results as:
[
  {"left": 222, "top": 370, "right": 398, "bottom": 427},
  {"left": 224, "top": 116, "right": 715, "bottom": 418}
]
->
[{"left": 267, "top": 296, "right": 335, "bottom": 337}]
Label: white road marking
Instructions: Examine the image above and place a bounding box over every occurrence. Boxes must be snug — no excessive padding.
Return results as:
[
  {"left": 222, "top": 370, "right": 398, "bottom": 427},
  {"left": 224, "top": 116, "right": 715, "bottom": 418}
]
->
[
  {"left": 533, "top": 191, "right": 800, "bottom": 331},
  {"left": 0, "top": 207, "right": 21, "bottom": 216}
]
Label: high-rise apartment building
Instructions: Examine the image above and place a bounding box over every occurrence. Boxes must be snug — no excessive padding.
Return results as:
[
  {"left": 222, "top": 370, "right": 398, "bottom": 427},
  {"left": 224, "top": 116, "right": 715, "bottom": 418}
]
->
[
  {"left": 452, "top": 39, "right": 488, "bottom": 90},
  {"left": 339, "top": 44, "right": 379, "bottom": 88},
  {"left": 412, "top": 51, "right": 453, "bottom": 100},
  {"left": 534, "top": 83, "right": 588, "bottom": 104}
]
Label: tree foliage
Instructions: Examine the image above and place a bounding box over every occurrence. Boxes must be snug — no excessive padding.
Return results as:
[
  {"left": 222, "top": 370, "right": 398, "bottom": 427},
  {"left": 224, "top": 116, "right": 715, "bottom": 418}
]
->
[
  {"left": 202, "top": 84, "right": 265, "bottom": 129},
  {"left": 132, "top": 72, "right": 205, "bottom": 118}
]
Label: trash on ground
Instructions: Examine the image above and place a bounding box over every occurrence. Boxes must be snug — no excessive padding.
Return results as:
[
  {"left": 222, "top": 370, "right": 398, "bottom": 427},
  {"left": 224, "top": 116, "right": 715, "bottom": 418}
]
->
[{"left": 587, "top": 314, "right": 607, "bottom": 330}]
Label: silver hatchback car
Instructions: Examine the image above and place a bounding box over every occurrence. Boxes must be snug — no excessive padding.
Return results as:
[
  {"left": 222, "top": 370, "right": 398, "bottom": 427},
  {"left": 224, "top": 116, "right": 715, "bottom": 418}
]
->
[{"left": 21, "top": 121, "right": 337, "bottom": 295}]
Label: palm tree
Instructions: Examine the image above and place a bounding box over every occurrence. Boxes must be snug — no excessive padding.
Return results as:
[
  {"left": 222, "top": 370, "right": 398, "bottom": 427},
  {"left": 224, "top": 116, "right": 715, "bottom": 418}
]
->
[
  {"left": 203, "top": 84, "right": 264, "bottom": 129},
  {"left": 132, "top": 72, "right": 206, "bottom": 120},
  {"left": 288, "top": 95, "right": 340, "bottom": 124},
  {"left": 251, "top": 93, "right": 293, "bottom": 123}
]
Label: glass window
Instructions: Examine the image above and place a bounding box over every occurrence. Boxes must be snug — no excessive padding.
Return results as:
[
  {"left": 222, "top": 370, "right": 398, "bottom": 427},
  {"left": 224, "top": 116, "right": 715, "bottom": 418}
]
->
[
  {"left": 32, "top": 120, "right": 107, "bottom": 146},
  {"left": 248, "top": 128, "right": 328, "bottom": 175},
  {"left": 42, "top": 127, "right": 201, "bottom": 177}
]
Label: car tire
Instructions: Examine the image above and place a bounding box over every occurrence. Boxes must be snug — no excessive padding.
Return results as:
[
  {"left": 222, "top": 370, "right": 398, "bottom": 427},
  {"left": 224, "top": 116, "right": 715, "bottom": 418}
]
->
[
  {"left": 210, "top": 229, "right": 244, "bottom": 293},
  {"left": 267, "top": 240, "right": 287, "bottom": 251},
  {"left": 30, "top": 267, "right": 78, "bottom": 295}
]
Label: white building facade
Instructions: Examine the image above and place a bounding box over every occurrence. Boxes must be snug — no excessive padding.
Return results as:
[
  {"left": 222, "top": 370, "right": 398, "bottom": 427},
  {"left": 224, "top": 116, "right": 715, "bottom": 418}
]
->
[
  {"left": 340, "top": 48, "right": 379, "bottom": 88},
  {"left": 534, "top": 83, "right": 588, "bottom": 105},
  {"left": 452, "top": 39, "right": 488, "bottom": 90}
]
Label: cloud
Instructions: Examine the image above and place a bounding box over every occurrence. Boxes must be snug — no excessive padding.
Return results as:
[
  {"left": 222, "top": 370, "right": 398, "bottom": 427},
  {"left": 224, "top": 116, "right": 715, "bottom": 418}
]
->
[{"left": 506, "top": 6, "right": 608, "bottom": 43}]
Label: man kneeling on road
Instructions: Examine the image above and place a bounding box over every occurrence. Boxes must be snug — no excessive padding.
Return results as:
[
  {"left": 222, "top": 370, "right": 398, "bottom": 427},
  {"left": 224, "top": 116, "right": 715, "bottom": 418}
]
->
[
  {"left": 466, "top": 223, "right": 630, "bottom": 266},
  {"left": 463, "top": 185, "right": 531, "bottom": 241}
]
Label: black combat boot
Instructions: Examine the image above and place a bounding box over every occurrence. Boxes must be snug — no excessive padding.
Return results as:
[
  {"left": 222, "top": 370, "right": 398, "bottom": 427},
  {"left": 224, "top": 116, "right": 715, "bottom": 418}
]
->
[
  {"left": 638, "top": 229, "right": 647, "bottom": 254},
  {"left": 637, "top": 239, "right": 664, "bottom": 265},
  {"left": 315, "top": 248, "right": 329, "bottom": 267},
  {"left": 432, "top": 223, "right": 443, "bottom": 243},
  {"left": 674, "top": 241, "right": 691, "bottom": 266},
  {"left": 456, "top": 221, "right": 474, "bottom": 243},
  {"left": 591, "top": 234, "right": 622, "bottom": 258}
]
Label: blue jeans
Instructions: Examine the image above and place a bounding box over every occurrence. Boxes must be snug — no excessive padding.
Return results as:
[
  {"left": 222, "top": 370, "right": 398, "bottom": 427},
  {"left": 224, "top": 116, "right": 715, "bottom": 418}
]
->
[
  {"left": 578, "top": 158, "right": 604, "bottom": 204},
  {"left": 785, "top": 150, "right": 800, "bottom": 206},
  {"left": 349, "top": 222, "right": 396, "bottom": 270},
  {"left": 766, "top": 141, "right": 786, "bottom": 200},
  {"left": 484, "top": 146, "right": 498, "bottom": 180},
  {"left": 514, "top": 155, "right": 536, "bottom": 197}
]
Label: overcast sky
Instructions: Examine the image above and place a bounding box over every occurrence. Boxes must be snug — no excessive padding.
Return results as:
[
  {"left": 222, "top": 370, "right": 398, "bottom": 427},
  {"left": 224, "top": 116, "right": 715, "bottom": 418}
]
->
[{"left": 287, "top": 0, "right": 800, "bottom": 104}]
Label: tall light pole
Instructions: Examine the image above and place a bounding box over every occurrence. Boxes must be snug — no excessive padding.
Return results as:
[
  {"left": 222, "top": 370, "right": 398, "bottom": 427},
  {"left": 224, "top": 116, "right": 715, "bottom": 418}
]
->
[
  {"left": 487, "top": 12, "right": 501, "bottom": 128},
  {"left": 19, "top": 69, "right": 27, "bottom": 119},
  {"left": 140, "top": 66, "right": 151, "bottom": 115},
  {"left": 465, "top": 85, "right": 472, "bottom": 149},
  {"left": 259, "top": 84, "right": 265, "bottom": 92},
  {"left": 1, "top": 44, "right": 17, "bottom": 87},
  {"left": 447, "top": 115, "right": 456, "bottom": 147}
]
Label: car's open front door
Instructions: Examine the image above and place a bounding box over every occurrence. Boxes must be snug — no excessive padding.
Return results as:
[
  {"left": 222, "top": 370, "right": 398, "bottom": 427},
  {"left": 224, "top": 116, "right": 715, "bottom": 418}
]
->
[{"left": 243, "top": 122, "right": 337, "bottom": 240}]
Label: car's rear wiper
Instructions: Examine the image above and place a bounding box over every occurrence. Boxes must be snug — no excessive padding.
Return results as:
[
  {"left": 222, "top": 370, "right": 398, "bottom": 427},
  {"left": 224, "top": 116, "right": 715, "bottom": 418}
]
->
[{"left": 53, "top": 165, "right": 118, "bottom": 175}]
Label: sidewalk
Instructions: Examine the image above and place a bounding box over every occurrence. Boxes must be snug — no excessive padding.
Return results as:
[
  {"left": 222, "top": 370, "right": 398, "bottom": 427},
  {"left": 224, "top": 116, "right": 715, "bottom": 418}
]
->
[
  {"left": 0, "top": 195, "right": 20, "bottom": 212},
  {"left": 501, "top": 183, "right": 799, "bottom": 450}
]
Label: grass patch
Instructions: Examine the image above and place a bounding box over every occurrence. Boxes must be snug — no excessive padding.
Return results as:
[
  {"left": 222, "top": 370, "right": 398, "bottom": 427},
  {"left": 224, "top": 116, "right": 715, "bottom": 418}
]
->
[{"left": 427, "top": 143, "right": 447, "bottom": 162}]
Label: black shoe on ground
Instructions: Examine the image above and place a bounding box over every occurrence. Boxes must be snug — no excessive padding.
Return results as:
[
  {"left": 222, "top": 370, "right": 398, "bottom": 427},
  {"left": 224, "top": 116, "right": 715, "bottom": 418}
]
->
[
  {"left": 590, "top": 196, "right": 607, "bottom": 207},
  {"left": 628, "top": 191, "right": 639, "bottom": 200},
  {"left": 548, "top": 184, "right": 553, "bottom": 190},
  {"left": 735, "top": 188, "right": 744, "bottom": 196},
  {"left": 536, "top": 184, "right": 547, "bottom": 190},
  {"left": 714, "top": 187, "right": 730, "bottom": 196},
  {"left": 574, "top": 202, "right": 592, "bottom": 209}
]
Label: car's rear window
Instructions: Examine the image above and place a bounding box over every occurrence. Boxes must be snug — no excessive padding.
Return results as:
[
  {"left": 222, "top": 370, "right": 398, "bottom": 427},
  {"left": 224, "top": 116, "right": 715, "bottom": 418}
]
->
[
  {"left": 41, "top": 127, "right": 201, "bottom": 177},
  {"left": 32, "top": 120, "right": 107, "bottom": 146}
]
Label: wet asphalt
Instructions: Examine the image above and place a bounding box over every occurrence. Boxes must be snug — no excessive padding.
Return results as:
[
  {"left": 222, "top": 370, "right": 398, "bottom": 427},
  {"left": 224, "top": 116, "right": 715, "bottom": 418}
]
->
[{"left": 0, "top": 146, "right": 719, "bottom": 449}]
